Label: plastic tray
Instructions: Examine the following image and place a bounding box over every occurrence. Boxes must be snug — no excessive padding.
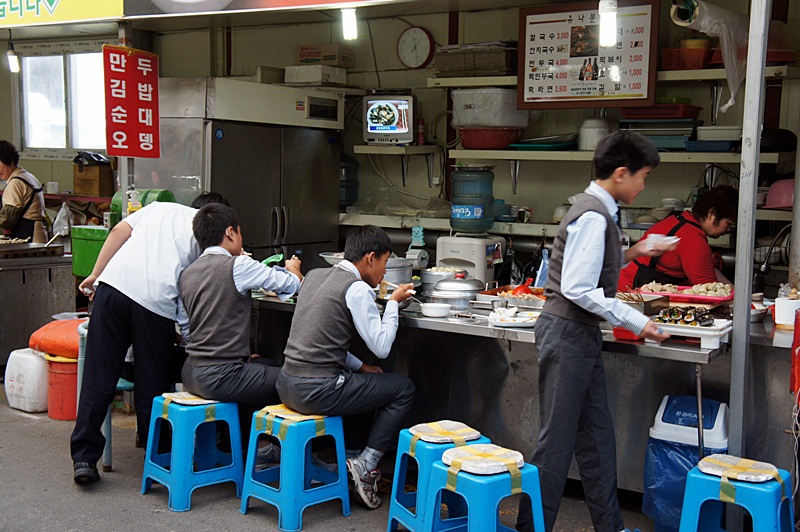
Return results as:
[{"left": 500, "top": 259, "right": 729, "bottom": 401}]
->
[
  {"left": 640, "top": 286, "right": 734, "bottom": 305},
  {"left": 621, "top": 104, "right": 702, "bottom": 120},
  {"left": 685, "top": 140, "right": 740, "bottom": 153},
  {"left": 645, "top": 319, "right": 732, "bottom": 349}
]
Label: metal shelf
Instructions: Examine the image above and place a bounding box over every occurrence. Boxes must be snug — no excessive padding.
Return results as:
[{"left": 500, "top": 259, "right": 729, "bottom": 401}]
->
[
  {"left": 449, "top": 149, "right": 793, "bottom": 165},
  {"left": 756, "top": 209, "right": 792, "bottom": 221},
  {"left": 43, "top": 194, "right": 113, "bottom": 203},
  {"left": 354, "top": 145, "right": 438, "bottom": 155},
  {"left": 426, "top": 66, "right": 800, "bottom": 88}
]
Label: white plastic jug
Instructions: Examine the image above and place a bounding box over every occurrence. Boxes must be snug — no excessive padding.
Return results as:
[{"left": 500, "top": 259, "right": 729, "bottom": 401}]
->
[{"left": 4, "top": 348, "right": 48, "bottom": 413}]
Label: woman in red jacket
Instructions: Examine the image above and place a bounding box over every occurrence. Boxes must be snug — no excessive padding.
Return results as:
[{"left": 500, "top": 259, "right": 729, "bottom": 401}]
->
[{"left": 619, "top": 185, "right": 738, "bottom": 290}]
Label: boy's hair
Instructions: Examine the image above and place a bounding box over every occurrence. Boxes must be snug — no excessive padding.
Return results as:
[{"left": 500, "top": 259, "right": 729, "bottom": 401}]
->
[
  {"left": 0, "top": 140, "right": 20, "bottom": 167},
  {"left": 692, "top": 185, "right": 738, "bottom": 223},
  {"left": 344, "top": 225, "right": 393, "bottom": 263},
  {"left": 191, "top": 191, "right": 230, "bottom": 208},
  {"left": 193, "top": 203, "right": 240, "bottom": 251},
  {"left": 593, "top": 130, "right": 660, "bottom": 180}
]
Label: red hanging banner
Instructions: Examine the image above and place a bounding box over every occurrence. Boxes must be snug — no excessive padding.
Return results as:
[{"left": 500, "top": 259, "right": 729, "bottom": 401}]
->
[{"left": 103, "top": 45, "right": 160, "bottom": 158}]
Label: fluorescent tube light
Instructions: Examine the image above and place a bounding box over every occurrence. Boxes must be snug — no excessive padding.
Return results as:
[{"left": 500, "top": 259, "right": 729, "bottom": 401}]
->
[
  {"left": 6, "top": 30, "right": 19, "bottom": 73},
  {"left": 598, "top": 0, "right": 618, "bottom": 48},
  {"left": 342, "top": 8, "right": 357, "bottom": 41}
]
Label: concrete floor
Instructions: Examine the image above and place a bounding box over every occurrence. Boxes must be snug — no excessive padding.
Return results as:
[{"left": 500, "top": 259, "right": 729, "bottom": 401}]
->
[{"left": 0, "top": 387, "right": 655, "bottom": 531}]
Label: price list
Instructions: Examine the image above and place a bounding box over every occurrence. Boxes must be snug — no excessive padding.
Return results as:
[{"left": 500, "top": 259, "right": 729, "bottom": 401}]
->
[{"left": 519, "top": 2, "right": 655, "bottom": 108}]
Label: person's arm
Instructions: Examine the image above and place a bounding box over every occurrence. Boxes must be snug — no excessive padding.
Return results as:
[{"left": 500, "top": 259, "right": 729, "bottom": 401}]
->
[
  {"left": 345, "top": 281, "right": 399, "bottom": 360},
  {"left": 561, "top": 212, "right": 655, "bottom": 336},
  {"left": 623, "top": 235, "right": 680, "bottom": 264},
  {"left": 176, "top": 296, "right": 190, "bottom": 345},
  {"left": 232, "top": 254, "right": 301, "bottom": 301},
  {"left": 78, "top": 220, "right": 134, "bottom": 296},
  {"left": 0, "top": 204, "right": 22, "bottom": 229}
]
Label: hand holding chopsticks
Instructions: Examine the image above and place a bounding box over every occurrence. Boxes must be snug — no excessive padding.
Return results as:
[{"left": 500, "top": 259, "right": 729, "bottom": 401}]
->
[{"left": 382, "top": 280, "right": 423, "bottom": 305}]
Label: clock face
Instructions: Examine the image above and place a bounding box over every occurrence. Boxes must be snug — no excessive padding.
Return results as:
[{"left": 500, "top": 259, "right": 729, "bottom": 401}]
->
[{"left": 397, "top": 26, "right": 434, "bottom": 69}]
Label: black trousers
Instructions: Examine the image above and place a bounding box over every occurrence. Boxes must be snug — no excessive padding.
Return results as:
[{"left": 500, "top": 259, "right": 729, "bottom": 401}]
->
[
  {"left": 70, "top": 283, "right": 176, "bottom": 463},
  {"left": 276, "top": 369, "right": 415, "bottom": 451},
  {"left": 516, "top": 313, "right": 624, "bottom": 532}
]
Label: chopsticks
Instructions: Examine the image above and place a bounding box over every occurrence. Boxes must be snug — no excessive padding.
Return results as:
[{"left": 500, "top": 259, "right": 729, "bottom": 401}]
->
[
  {"left": 382, "top": 280, "right": 423, "bottom": 305},
  {"left": 616, "top": 287, "right": 645, "bottom": 303}
]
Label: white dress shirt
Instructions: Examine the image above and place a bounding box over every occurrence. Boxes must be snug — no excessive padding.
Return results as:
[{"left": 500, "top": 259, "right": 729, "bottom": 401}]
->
[
  {"left": 97, "top": 202, "right": 199, "bottom": 338},
  {"left": 560, "top": 182, "right": 651, "bottom": 335},
  {"left": 196, "top": 246, "right": 301, "bottom": 298},
  {"left": 335, "top": 260, "right": 400, "bottom": 371}
]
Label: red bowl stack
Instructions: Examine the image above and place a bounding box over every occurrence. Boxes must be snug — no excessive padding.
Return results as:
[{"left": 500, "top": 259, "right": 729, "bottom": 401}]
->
[{"left": 457, "top": 127, "right": 524, "bottom": 149}]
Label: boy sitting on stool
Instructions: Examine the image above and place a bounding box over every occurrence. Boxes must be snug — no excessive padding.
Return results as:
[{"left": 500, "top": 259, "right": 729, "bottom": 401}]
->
[
  {"left": 179, "top": 203, "right": 302, "bottom": 410},
  {"left": 277, "top": 225, "right": 415, "bottom": 509}
]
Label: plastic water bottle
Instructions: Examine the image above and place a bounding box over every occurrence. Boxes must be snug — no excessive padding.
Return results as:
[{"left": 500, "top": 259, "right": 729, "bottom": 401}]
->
[{"left": 450, "top": 167, "right": 494, "bottom": 232}]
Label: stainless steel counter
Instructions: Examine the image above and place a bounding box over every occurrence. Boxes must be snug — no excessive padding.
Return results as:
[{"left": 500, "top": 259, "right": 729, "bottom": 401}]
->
[
  {"left": 0, "top": 254, "right": 75, "bottom": 365},
  {"left": 251, "top": 296, "right": 794, "bottom": 492}
]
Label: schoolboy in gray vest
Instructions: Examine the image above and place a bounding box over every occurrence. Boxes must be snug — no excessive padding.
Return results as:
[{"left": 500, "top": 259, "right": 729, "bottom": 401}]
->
[
  {"left": 277, "top": 225, "right": 416, "bottom": 510},
  {"left": 516, "top": 131, "right": 676, "bottom": 532},
  {"left": 179, "top": 203, "right": 302, "bottom": 408}
]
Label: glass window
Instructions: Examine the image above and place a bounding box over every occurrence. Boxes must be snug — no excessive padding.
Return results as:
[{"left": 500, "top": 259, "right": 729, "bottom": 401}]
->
[
  {"left": 69, "top": 53, "right": 106, "bottom": 150},
  {"left": 22, "top": 55, "right": 66, "bottom": 149}
]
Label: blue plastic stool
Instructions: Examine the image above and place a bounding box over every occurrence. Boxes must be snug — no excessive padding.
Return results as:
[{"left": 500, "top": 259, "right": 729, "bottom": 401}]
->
[
  {"left": 424, "top": 457, "right": 546, "bottom": 531},
  {"left": 240, "top": 404, "right": 350, "bottom": 532},
  {"left": 387, "top": 425, "right": 491, "bottom": 531},
  {"left": 140, "top": 395, "right": 244, "bottom": 512},
  {"left": 678, "top": 465, "right": 794, "bottom": 532},
  {"left": 100, "top": 377, "right": 134, "bottom": 472}
]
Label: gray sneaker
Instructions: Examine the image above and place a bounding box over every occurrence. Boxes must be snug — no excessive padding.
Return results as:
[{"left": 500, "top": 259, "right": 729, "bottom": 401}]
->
[{"left": 346, "top": 456, "right": 381, "bottom": 509}]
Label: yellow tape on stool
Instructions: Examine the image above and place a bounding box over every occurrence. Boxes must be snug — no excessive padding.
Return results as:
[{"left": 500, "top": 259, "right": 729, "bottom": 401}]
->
[
  {"left": 703, "top": 456, "right": 786, "bottom": 503},
  {"left": 445, "top": 447, "right": 523, "bottom": 495},
  {"left": 204, "top": 405, "right": 216, "bottom": 423},
  {"left": 409, "top": 422, "right": 473, "bottom": 457},
  {"left": 162, "top": 397, "right": 172, "bottom": 419}
]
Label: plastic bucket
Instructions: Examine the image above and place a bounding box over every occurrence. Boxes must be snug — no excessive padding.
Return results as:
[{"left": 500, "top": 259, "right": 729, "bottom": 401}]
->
[
  {"left": 4, "top": 348, "right": 49, "bottom": 413},
  {"left": 45, "top": 354, "right": 78, "bottom": 421},
  {"left": 71, "top": 225, "right": 109, "bottom": 277}
]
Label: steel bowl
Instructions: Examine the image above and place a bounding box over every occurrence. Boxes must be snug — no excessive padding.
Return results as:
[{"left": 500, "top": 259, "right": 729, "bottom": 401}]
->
[{"left": 375, "top": 297, "right": 411, "bottom": 311}]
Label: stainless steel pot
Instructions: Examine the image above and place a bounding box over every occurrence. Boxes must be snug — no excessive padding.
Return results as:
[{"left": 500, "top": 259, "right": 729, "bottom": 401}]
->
[
  {"left": 375, "top": 298, "right": 411, "bottom": 311},
  {"left": 384, "top": 257, "right": 413, "bottom": 286},
  {"left": 424, "top": 276, "right": 486, "bottom": 310},
  {"left": 420, "top": 268, "right": 466, "bottom": 293}
]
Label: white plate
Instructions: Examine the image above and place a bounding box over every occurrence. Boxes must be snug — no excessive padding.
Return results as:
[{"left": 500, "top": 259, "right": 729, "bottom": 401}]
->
[{"left": 489, "top": 317, "right": 537, "bottom": 328}]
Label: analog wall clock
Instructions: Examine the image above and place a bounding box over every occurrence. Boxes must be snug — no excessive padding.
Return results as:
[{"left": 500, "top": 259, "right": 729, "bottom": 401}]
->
[{"left": 397, "top": 26, "right": 435, "bottom": 69}]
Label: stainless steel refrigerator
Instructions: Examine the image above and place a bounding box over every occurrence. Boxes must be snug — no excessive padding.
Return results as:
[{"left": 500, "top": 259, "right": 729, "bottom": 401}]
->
[
  {"left": 208, "top": 120, "right": 339, "bottom": 269},
  {"left": 132, "top": 78, "right": 344, "bottom": 272}
]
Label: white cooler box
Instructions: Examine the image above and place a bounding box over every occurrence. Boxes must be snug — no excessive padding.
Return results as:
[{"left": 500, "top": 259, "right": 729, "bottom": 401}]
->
[{"left": 451, "top": 88, "right": 529, "bottom": 128}]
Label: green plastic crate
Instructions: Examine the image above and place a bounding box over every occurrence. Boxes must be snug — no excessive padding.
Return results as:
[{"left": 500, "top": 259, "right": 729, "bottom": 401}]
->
[{"left": 72, "top": 225, "right": 109, "bottom": 278}]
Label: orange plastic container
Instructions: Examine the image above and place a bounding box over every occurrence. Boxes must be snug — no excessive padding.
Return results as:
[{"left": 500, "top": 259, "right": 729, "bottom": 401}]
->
[
  {"left": 612, "top": 327, "right": 640, "bottom": 341},
  {"left": 45, "top": 354, "right": 78, "bottom": 421}
]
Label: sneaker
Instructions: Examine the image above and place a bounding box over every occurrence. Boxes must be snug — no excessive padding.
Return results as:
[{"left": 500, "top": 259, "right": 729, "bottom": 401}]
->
[
  {"left": 73, "top": 461, "right": 99, "bottom": 484},
  {"left": 255, "top": 443, "right": 281, "bottom": 472},
  {"left": 346, "top": 456, "right": 381, "bottom": 509},
  {"left": 311, "top": 452, "right": 338, "bottom": 473}
]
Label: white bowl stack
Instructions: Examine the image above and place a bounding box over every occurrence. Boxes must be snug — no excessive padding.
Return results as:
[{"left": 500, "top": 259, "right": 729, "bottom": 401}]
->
[{"left": 774, "top": 297, "right": 800, "bottom": 328}]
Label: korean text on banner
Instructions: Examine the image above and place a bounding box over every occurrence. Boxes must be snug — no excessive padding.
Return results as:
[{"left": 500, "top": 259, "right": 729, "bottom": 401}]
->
[
  {"left": 0, "top": 0, "right": 123, "bottom": 28},
  {"left": 103, "top": 45, "right": 160, "bottom": 159}
]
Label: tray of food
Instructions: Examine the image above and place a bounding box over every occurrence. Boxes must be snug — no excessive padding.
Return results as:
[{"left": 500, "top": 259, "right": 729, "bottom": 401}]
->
[
  {"left": 645, "top": 318, "right": 732, "bottom": 349},
  {"left": 477, "top": 285, "right": 546, "bottom": 309},
  {"left": 637, "top": 282, "right": 733, "bottom": 305}
]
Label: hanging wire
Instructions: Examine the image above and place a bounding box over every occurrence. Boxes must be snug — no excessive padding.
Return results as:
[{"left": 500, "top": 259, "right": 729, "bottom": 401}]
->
[{"left": 365, "top": 20, "right": 381, "bottom": 88}]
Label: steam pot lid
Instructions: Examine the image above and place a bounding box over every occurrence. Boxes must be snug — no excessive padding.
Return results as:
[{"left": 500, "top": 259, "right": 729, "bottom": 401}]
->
[
  {"left": 386, "top": 257, "right": 414, "bottom": 268},
  {"left": 434, "top": 277, "right": 484, "bottom": 292}
]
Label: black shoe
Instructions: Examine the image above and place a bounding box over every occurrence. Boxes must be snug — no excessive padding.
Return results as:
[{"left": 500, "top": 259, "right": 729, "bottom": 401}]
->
[{"left": 73, "top": 461, "right": 99, "bottom": 484}]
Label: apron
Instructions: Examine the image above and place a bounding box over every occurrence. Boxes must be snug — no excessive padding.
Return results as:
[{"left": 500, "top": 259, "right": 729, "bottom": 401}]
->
[
  {"left": 2, "top": 176, "right": 43, "bottom": 241},
  {"left": 631, "top": 213, "right": 702, "bottom": 287}
]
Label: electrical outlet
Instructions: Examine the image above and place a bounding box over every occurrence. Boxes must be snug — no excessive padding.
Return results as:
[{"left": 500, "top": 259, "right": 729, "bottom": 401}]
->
[{"left": 432, "top": 176, "right": 442, "bottom": 185}]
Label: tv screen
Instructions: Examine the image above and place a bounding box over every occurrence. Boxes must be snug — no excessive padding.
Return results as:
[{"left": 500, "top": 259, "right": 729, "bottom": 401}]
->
[{"left": 363, "top": 97, "right": 413, "bottom": 144}]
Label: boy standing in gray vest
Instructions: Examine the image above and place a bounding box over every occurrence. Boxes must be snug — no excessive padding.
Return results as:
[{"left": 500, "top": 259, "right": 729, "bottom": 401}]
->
[
  {"left": 179, "top": 203, "right": 302, "bottom": 408},
  {"left": 277, "top": 225, "right": 416, "bottom": 510},
  {"left": 516, "top": 131, "right": 676, "bottom": 532}
]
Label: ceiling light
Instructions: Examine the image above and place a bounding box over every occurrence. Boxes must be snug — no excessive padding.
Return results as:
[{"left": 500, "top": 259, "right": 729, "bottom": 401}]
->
[
  {"left": 342, "top": 8, "right": 357, "bottom": 41},
  {"left": 7, "top": 30, "right": 19, "bottom": 74},
  {"left": 598, "top": 0, "right": 618, "bottom": 48}
]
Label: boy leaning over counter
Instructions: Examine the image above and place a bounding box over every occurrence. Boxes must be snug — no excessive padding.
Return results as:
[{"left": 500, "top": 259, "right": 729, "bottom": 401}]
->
[
  {"left": 516, "top": 131, "right": 676, "bottom": 532},
  {"left": 179, "top": 203, "right": 302, "bottom": 410},
  {"left": 276, "top": 225, "right": 416, "bottom": 510}
]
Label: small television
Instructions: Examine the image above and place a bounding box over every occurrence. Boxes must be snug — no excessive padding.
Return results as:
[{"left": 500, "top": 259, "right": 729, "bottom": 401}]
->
[{"left": 363, "top": 95, "right": 414, "bottom": 145}]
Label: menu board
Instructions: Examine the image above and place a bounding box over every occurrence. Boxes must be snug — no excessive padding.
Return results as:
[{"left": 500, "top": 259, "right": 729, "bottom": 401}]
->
[{"left": 517, "top": 0, "right": 658, "bottom": 109}]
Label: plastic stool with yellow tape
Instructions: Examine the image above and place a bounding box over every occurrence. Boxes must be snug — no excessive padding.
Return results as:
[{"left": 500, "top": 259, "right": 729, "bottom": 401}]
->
[
  {"left": 678, "top": 454, "right": 794, "bottom": 532},
  {"left": 140, "top": 393, "right": 244, "bottom": 512},
  {"left": 387, "top": 420, "right": 490, "bottom": 531},
  {"left": 423, "top": 443, "right": 546, "bottom": 531},
  {"left": 240, "top": 404, "right": 350, "bottom": 532}
]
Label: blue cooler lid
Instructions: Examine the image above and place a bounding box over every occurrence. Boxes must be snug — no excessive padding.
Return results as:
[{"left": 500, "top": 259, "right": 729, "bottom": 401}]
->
[
  {"left": 661, "top": 395, "right": 720, "bottom": 430},
  {"left": 649, "top": 395, "right": 728, "bottom": 448}
]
